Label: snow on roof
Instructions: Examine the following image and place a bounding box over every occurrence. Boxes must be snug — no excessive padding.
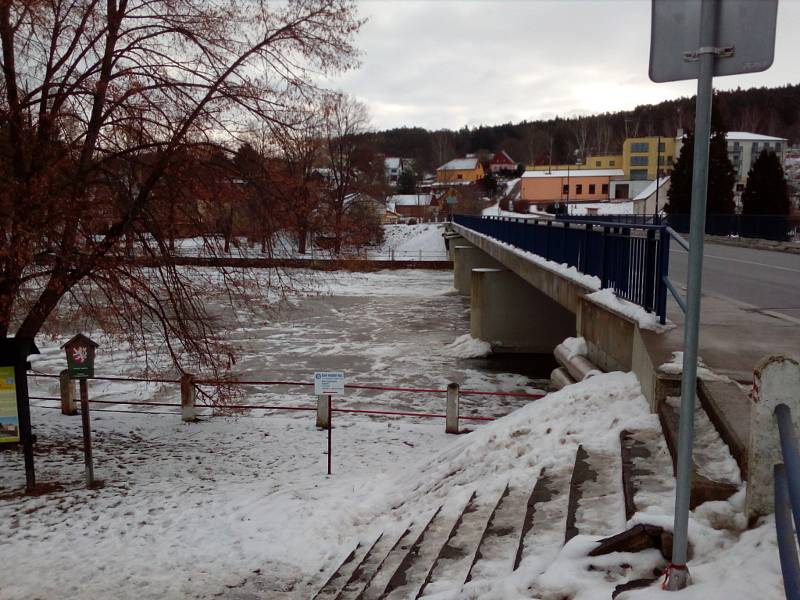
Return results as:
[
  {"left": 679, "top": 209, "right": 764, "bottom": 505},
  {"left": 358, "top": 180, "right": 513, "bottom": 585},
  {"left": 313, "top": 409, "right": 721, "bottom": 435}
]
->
[
  {"left": 522, "top": 169, "right": 624, "bottom": 178},
  {"left": 437, "top": 157, "right": 480, "bottom": 171},
  {"left": 388, "top": 194, "right": 432, "bottom": 206},
  {"left": 725, "top": 131, "right": 787, "bottom": 142},
  {"left": 633, "top": 176, "right": 670, "bottom": 201}
]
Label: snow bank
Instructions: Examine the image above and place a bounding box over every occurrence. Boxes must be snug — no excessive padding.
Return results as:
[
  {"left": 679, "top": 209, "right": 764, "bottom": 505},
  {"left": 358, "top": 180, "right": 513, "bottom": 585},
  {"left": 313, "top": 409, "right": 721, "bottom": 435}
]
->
[
  {"left": 586, "top": 288, "right": 673, "bottom": 331},
  {"left": 658, "top": 351, "right": 727, "bottom": 381},
  {"left": 443, "top": 334, "right": 492, "bottom": 358}
]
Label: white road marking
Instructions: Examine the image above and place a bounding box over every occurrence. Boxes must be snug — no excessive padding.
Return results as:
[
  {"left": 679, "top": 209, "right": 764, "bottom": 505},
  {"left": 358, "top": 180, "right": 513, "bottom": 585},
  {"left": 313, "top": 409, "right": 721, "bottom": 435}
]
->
[{"left": 669, "top": 249, "right": 800, "bottom": 274}]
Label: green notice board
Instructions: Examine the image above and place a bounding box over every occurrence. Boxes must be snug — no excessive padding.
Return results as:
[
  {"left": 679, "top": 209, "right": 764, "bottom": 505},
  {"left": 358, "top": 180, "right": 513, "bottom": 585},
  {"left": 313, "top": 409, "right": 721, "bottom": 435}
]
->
[{"left": 0, "top": 366, "right": 19, "bottom": 443}]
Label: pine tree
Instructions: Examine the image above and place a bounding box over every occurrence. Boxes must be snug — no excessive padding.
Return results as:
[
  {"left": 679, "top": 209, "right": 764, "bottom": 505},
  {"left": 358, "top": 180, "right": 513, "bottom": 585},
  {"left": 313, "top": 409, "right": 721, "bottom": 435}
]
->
[
  {"left": 664, "top": 132, "right": 735, "bottom": 216},
  {"left": 740, "top": 149, "right": 790, "bottom": 240},
  {"left": 396, "top": 168, "right": 417, "bottom": 194},
  {"left": 741, "top": 149, "right": 790, "bottom": 215}
]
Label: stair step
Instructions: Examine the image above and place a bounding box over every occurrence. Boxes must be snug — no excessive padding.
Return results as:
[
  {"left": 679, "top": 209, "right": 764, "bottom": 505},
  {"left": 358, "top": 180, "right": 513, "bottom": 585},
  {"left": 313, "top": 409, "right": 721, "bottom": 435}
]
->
[
  {"left": 513, "top": 464, "right": 572, "bottom": 572},
  {"left": 565, "top": 445, "right": 623, "bottom": 544},
  {"left": 620, "top": 429, "right": 676, "bottom": 521},
  {"left": 658, "top": 398, "right": 739, "bottom": 509},
  {"left": 313, "top": 537, "right": 384, "bottom": 600},
  {"left": 697, "top": 379, "right": 751, "bottom": 479},
  {"left": 466, "top": 476, "right": 537, "bottom": 582},
  {"left": 418, "top": 490, "right": 500, "bottom": 597},
  {"left": 383, "top": 496, "right": 472, "bottom": 600},
  {"left": 357, "top": 507, "right": 441, "bottom": 600},
  {"left": 336, "top": 527, "right": 409, "bottom": 600}
]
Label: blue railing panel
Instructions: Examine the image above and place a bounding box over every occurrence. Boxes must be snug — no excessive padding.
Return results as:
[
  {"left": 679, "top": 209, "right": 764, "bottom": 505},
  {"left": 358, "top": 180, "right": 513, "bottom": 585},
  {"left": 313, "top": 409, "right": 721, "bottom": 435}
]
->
[{"left": 453, "top": 214, "right": 669, "bottom": 324}]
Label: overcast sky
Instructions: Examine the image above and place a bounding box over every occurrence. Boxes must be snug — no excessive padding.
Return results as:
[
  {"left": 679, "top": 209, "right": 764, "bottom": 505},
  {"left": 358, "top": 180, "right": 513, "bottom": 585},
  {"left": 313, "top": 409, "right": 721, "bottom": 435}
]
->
[{"left": 324, "top": 0, "right": 800, "bottom": 132}]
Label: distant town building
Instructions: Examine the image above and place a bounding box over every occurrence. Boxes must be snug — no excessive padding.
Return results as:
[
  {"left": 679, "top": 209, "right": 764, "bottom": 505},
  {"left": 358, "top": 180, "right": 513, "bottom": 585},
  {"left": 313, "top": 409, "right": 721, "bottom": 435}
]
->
[
  {"left": 436, "top": 157, "right": 485, "bottom": 184},
  {"left": 632, "top": 177, "right": 671, "bottom": 215},
  {"left": 387, "top": 193, "right": 436, "bottom": 220},
  {"left": 622, "top": 136, "right": 677, "bottom": 181},
  {"left": 488, "top": 150, "right": 517, "bottom": 174},
  {"left": 584, "top": 154, "right": 623, "bottom": 170},
  {"left": 519, "top": 168, "right": 624, "bottom": 211},
  {"left": 384, "top": 157, "right": 414, "bottom": 184}
]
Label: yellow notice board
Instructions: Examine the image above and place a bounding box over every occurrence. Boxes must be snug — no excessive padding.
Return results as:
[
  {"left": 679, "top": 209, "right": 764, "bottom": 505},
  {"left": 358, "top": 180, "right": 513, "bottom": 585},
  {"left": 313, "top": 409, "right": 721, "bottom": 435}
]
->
[{"left": 0, "top": 366, "right": 19, "bottom": 443}]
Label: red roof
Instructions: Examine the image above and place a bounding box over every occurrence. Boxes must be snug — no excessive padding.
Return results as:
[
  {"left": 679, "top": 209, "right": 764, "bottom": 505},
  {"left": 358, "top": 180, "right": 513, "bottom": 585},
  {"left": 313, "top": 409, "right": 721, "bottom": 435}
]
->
[{"left": 489, "top": 150, "right": 516, "bottom": 166}]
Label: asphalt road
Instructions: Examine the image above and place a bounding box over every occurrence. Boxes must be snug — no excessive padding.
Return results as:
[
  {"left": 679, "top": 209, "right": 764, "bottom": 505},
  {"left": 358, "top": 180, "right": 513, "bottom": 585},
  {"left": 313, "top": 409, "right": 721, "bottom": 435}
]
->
[{"left": 667, "top": 241, "right": 800, "bottom": 321}]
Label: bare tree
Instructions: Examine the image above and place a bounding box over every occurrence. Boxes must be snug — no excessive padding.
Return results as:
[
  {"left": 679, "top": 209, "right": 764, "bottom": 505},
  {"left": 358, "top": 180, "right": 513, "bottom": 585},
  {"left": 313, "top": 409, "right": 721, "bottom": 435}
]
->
[
  {"left": 0, "top": 0, "right": 362, "bottom": 380},
  {"left": 571, "top": 117, "right": 590, "bottom": 163},
  {"left": 322, "top": 93, "right": 369, "bottom": 254}
]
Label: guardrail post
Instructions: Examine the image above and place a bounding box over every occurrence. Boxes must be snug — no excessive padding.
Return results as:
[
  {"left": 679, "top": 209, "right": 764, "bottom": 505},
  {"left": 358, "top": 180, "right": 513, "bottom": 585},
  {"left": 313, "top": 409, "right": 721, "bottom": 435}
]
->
[
  {"left": 317, "top": 394, "right": 331, "bottom": 429},
  {"left": 59, "top": 369, "right": 77, "bottom": 415},
  {"left": 446, "top": 383, "right": 459, "bottom": 434},
  {"left": 180, "top": 373, "right": 197, "bottom": 422},
  {"left": 746, "top": 354, "right": 800, "bottom": 523}
]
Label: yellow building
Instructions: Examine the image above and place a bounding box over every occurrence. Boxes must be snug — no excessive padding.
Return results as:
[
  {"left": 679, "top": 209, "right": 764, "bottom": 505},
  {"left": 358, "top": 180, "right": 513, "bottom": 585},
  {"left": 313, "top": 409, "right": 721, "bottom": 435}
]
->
[
  {"left": 621, "top": 136, "right": 676, "bottom": 181},
  {"left": 584, "top": 154, "right": 623, "bottom": 169},
  {"left": 436, "top": 157, "right": 485, "bottom": 183}
]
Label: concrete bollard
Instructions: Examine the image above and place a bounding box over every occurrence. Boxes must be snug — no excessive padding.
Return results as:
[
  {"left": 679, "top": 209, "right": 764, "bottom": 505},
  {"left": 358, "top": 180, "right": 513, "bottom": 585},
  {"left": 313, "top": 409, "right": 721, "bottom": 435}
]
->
[
  {"left": 317, "top": 395, "right": 331, "bottom": 429},
  {"left": 180, "top": 373, "right": 197, "bottom": 422},
  {"left": 446, "top": 383, "right": 460, "bottom": 434},
  {"left": 59, "top": 369, "right": 77, "bottom": 415},
  {"left": 746, "top": 354, "right": 800, "bottom": 522}
]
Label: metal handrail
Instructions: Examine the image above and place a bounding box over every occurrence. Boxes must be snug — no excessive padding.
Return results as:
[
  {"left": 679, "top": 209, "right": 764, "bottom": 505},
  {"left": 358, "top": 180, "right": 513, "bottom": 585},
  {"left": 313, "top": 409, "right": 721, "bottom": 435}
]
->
[
  {"left": 454, "top": 214, "right": 670, "bottom": 324},
  {"left": 774, "top": 403, "right": 800, "bottom": 599}
]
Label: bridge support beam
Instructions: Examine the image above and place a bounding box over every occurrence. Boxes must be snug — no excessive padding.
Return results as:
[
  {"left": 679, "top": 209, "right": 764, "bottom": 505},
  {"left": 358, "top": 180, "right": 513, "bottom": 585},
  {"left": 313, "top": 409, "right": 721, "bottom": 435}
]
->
[
  {"left": 470, "top": 268, "right": 574, "bottom": 353},
  {"left": 453, "top": 246, "right": 501, "bottom": 295}
]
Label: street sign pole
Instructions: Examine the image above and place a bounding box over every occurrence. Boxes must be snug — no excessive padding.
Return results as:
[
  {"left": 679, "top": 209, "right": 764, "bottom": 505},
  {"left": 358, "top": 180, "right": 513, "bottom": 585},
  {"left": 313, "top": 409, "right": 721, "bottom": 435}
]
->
[
  {"left": 327, "top": 395, "right": 332, "bottom": 476},
  {"left": 666, "top": 0, "right": 717, "bottom": 590}
]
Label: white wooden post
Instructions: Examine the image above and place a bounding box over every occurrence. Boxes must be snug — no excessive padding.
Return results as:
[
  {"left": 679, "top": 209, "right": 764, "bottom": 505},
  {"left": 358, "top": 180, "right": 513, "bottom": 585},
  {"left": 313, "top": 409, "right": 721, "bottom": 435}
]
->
[
  {"left": 59, "top": 369, "right": 77, "bottom": 415},
  {"left": 446, "top": 383, "right": 460, "bottom": 434},
  {"left": 180, "top": 373, "right": 197, "bottom": 422},
  {"left": 746, "top": 354, "right": 800, "bottom": 522},
  {"left": 317, "top": 394, "right": 331, "bottom": 429}
]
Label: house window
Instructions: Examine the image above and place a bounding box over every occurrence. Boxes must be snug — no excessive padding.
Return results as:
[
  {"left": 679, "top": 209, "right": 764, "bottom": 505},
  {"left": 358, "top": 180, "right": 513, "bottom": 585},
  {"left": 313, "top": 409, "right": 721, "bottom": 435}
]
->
[
  {"left": 595, "top": 160, "right": 601, "bottom": 167},
  {"left": 457, "top": 174, "right": 463, "bottom": 179},
  {"left": 575, "top": 184, "right": 583, "bottom": 195},
  {"left": 562, "top": 184, "right": 569, "bottom": 195},
  {"left": 659, "top": 142, "right": 666, "bottom": 152},
  {"left": 631, "top": 156, "right": 649, "bottom": 166},
  {"left": 589, "top": 184, "right": 596, "bottom": 194},
  {"left": 601, "top": 183, "right": 609, "bottom": 195},
  {"left": 615, "top": 184, "right": 629, "bottom": 199},
  {"left": 667, "top": 155, "right": 673, "bottom": 163},
  {"left": 610, "top": 160, "right": 615, "bottom": 166},
  {"left": 630, "top": 169, "right": 649, "bottom": 180},
  {"left": 733, "top": 142, "right": 740, "bottom": 150},
  {"left": 776, "top": 142, "right": 782, "bottom": 152},
  {"left": 631, "top": 142, "right": 649, "bottom": 153}
]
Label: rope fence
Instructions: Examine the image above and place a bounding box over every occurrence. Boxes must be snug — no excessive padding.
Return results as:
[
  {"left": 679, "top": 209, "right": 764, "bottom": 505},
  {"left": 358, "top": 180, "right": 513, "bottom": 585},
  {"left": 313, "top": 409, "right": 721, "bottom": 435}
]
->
[{"left": 26, "top": 371, "right": 545, "bottom": 426}]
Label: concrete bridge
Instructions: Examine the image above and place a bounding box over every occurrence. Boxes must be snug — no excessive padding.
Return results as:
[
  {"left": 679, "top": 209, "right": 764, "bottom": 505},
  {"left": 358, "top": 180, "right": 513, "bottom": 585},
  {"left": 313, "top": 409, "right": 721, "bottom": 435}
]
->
[{"left": 446, "top": 214, "right": 800, "bottom": 507}]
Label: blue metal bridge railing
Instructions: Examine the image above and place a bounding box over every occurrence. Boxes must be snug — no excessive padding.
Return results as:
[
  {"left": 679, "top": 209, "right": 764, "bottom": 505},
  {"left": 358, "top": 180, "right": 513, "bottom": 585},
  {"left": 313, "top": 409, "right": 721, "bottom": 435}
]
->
[
  {"left": 774, "top": 403, "right": 800, "bottom": 600},
  {"left": 453, "top": 214, "right": 671, "bottom": 324}
]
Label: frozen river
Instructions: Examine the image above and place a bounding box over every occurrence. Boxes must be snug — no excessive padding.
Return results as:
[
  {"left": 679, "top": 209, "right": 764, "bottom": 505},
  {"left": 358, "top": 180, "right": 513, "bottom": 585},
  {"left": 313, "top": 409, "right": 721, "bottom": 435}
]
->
[{"left": 28, "top": 269, "right": 549, "bottom": 421}]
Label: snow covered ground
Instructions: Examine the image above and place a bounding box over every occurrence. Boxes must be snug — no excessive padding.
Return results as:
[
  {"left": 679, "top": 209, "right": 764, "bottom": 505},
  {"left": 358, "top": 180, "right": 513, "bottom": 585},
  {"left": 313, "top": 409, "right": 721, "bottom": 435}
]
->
[{"left": 0, "top": 265, "right": 783, "bottom": 599}]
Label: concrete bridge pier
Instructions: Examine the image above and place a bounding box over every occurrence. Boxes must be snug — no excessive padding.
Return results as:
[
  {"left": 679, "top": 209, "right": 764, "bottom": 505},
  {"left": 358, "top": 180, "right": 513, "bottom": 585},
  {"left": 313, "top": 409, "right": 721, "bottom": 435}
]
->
[
  {"left": 470, "top": 267, "right": 575, "bottom": 353},
  {"left": 453, "top": 245, "right": 501, "bottom": 295}
]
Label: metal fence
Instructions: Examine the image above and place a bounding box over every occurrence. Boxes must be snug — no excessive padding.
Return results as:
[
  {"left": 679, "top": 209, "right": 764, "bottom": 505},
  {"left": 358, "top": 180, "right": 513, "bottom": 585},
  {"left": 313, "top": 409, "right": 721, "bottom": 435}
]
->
[
  {"left": 558, "top": 213, "right": 799, "bottom": 242},
  {"left": 453, "top": 214, "right": 670, "bottom": 324},
  {"left": 774, "top": 403, "right": 800, "bottom": 600}
]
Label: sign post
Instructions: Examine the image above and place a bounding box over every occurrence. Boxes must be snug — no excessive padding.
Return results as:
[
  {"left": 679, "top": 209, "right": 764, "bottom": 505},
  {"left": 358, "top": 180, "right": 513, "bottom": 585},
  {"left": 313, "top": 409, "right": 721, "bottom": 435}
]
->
[
  {"left": 62, "top": 334, "right": 99, "bottom": 488},
  {"left": 314, "top": 372, "right": 345, "bottom": 475},
  {"left": 649, "top": 0, "right": 778, "bottom": 590},
  {"left": 0, "top": 338, "right": 39, "bottom": 492}
]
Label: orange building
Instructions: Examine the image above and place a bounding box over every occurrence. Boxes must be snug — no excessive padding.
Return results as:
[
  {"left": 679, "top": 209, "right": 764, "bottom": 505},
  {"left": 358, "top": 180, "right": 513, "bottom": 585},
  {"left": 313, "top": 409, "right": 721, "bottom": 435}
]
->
[{"left": 520, "top": 168, "right": 624, "bottom": 209}]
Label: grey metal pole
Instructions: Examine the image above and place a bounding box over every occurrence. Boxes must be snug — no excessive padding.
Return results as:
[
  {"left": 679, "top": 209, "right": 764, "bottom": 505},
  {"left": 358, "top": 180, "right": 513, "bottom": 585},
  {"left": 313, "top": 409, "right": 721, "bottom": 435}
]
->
[{"left": 666, "top": 0, "right": 717, "bottom": 590}]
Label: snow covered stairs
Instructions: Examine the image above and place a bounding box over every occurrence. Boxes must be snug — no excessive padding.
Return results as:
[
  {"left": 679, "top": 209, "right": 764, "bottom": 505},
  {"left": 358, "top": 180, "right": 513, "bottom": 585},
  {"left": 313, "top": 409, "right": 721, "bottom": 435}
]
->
[{"left": 657, "top": 396, "right": 740, "bottom": 508}]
